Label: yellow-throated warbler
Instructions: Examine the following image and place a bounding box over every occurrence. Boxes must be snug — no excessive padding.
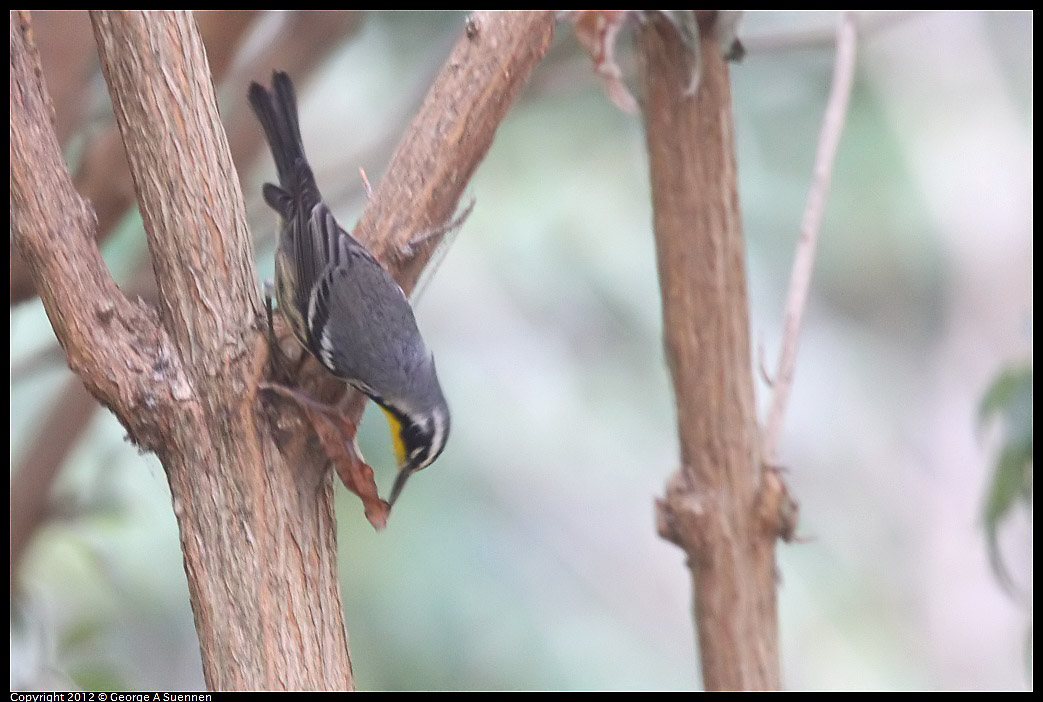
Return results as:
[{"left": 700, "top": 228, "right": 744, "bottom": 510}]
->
[{"left": 249, "top": 71, "right": 450, "bottom": 506}]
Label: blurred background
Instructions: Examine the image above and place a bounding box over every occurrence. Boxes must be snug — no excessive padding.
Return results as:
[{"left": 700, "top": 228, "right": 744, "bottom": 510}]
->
[{"left": 10, "top": 10, "right": 1032, "bottom": 691}]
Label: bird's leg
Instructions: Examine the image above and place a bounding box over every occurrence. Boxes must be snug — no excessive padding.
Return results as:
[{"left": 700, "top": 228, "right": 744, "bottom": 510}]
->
[
  {"left": 260, "top": 381, "right": 390, "bottom": 528},
  {"left": 265, "top": 284, "right": 311, "bottom": 382},
  {"left": 261, "top": 380, "right": 341, "bottom": 421},
  {"left": 259, "top": 382, "right": 365, "bottom": 478},
  {"left": 264, "top": 283, "right": 294, "bottom": 383}
]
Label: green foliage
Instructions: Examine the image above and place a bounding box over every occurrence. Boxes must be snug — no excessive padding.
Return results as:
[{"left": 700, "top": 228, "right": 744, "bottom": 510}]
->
[{"left": 978, "top": 362, "right": 1033, "bottom": 593}]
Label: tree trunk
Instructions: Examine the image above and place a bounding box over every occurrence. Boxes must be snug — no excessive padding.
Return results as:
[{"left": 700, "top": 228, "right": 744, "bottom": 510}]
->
[{"left": 640, "top": 12, "right": 794, "bottom": 691}]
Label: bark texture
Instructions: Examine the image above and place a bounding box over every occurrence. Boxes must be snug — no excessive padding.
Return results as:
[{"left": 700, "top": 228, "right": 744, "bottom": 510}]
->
[{"left": 641, "top": 13, "right": 793, "bottom": 691}]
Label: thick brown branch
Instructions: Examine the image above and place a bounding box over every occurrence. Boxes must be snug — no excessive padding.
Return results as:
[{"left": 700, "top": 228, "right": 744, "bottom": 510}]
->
[
  {"left": 354, "top": 10, "right": 556, "bottom": 289},
  {"left": 10, "top": 10, "right": 171, "bottom": 586},
  {"left": 10, "top": 12, "right": 177, "bottom": 446},
  {"left": 640, "top": 13, "right": 787, "bottom": 690},
  {"left": 90, "top": 11, "right": 258, "bottom": 358},
  {"left": 73, "top": 11, "right": 263, "bottom": 243},
  {"left": 9, "top": 12, "right": 278, "bottom": 584},
  {"left": 8, "top": 12, "right": 366, "bottom": 575},
  {"left": 10, "top": 8, "right": 370, "bottom": 574}
]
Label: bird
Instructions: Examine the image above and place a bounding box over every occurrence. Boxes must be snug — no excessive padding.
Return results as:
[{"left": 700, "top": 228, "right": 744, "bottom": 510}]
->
[{"left": 248, "top": 71, "right": 450, "bottom": 507}]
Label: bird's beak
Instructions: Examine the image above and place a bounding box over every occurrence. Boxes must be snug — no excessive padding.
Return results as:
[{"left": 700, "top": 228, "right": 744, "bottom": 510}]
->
[{"left": 388, "top": 468, "right": 413, "bottom": 507}]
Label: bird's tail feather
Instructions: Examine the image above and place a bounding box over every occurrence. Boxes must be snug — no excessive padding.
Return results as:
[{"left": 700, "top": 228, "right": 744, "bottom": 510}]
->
[{"left": 248, "top": 71, "right": 312, "bottom": 200}]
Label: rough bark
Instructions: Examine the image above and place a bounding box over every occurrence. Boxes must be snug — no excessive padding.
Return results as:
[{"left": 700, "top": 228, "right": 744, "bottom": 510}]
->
[
  {"left": 353, "top": 12, "right": 553, "bottom": 283},
  {"left": 9, "top": 10, "right": 94, "bottom": 304},
  {"left": 71, "top": 11, "right": 265, "bottom": 244},
  {"left": 641, "top": 13, "right": 793, "bottom": 691}
]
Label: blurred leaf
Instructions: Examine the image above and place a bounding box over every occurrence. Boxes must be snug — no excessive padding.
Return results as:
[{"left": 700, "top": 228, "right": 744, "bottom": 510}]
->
[
  {"left": 978, "top": 364, "right": 1033, "bottom": 440},
  {"left": 59, "top": 616, "right": 103, "bottom": 652},
  {"left": 70, "top": 664, "right": 125, "bottom": 693},
  {"left": 978, "top": 362, "right": 1032, "bottom": 593}
]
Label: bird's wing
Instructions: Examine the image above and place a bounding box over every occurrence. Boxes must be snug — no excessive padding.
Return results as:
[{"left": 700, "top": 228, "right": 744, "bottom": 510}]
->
[{"left": 305, "top": 203, "right": 427, "bottom": 399}]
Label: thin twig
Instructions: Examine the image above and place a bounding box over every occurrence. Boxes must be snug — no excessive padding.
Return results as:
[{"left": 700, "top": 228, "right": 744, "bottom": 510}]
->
[{"left": 762, "top": 12, "right": 857, "bottom": 467}]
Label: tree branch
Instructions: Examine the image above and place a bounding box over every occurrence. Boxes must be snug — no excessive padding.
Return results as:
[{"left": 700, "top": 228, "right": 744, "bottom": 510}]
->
[
  {"left": 72, "top": 10, "right": 264, "bottom": 242},
  {"left": 640, "top": 12, "right": 787, "bottom": 691},
  {"left": 88, "top": 11, "right": 357, "bottom": 691},
  {"left": 762, "top": 12, "right": 857, "bottom": 468},
  {"left": 354, "top": 11, "right": 556, "bottom": 288},
  {"left": 90, "top": 13, "right": 258, "bottom": 355},
  {"left": 6, "top": 11, "right": 94, "bottom": 306},
  {"left": 10, "top": 11, "right": 175, "bottom": 441}
]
